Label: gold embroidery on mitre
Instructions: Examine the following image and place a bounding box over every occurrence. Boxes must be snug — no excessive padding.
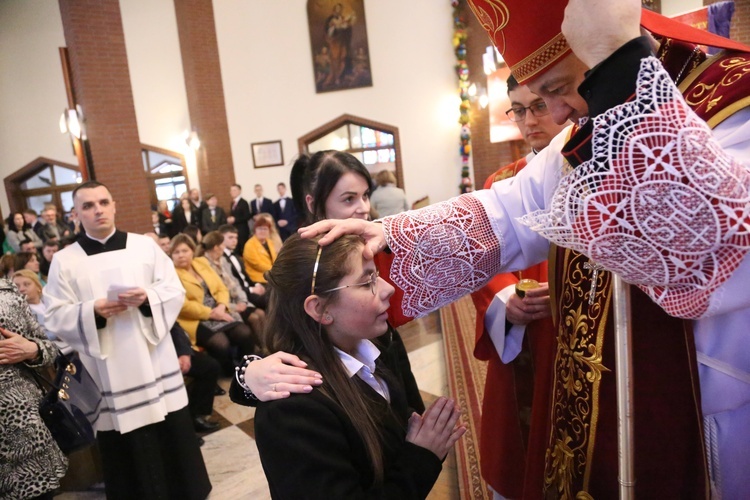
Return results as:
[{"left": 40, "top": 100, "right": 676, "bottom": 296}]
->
[
  {"left": 466, "top": 0, "right": 510, "bottom": 53},
  {"left": 512, "top": 33, "right": 570, "bottom": 83},
  {"left": 544, "top": 250, "right": 612, "bottom": 497}
]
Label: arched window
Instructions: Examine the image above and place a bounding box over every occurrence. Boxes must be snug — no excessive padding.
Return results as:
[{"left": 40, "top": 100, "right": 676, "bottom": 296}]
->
[
  {"left": 4, "top": 158, "right": 82, "bottom": 218},
  {"left": 142, "top": 145, "right": 188, "bottom": 210},
  {"left": 298, "top": 114, "right": 404, "bottom": 189}
]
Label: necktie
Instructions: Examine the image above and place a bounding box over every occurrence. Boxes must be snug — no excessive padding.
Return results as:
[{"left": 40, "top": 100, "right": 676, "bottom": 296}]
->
[{"left": 256, "top": 199, "right": 261, "bottom": 212}]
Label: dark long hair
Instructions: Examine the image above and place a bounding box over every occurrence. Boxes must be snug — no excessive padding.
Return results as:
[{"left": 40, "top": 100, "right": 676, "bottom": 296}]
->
[
  {"left": 263, "top": 234, "right": 385, "bottom": 484},
  {"left": 6, "top": 212, "right": 29, "bottom": 232},
  {"left": 290, "top": 150, "right": 373, "bottom": 226}
]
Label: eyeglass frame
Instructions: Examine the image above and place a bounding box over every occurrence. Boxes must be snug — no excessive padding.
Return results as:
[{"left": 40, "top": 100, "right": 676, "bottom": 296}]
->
[
  {"left": 310, "top": 245, "right": 380, "bottom": 296},
  {"left": 505, "top": 101, "right": 549, "bottom": 122}
]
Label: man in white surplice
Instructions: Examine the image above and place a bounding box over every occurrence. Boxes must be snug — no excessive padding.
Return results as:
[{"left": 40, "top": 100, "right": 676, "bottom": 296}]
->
[{"left": 44, "top": 181, "right": 211, "bottom": 499}]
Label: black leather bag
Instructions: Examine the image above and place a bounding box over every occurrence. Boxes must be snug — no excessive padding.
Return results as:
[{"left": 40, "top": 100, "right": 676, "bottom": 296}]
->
[{"left": 32, "top": 351, "right": 102, "bottom": 454}]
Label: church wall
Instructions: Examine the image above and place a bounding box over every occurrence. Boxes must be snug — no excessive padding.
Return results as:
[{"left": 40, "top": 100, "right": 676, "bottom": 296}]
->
[
  {"left": 0, "top": 1, "right": 462, "bottom": 217},
  {"left": 0, "top": 0, "right": 76, "bottom": 217},
  {"left": 213, "top": 0, "right": 462, "bottom": 206}
]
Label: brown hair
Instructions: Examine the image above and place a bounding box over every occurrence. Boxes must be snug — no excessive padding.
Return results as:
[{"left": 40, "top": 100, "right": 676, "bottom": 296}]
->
[
  {"left": 374, "top": 169, "right": 397, "bottom": 187},
  {"left": 202, "top": 231, "right": 224, "bottom": 251},
  {"left": 254, "top": 214, "right": 273, "bottom": 229},
  {"left": 14, "top": 252, "right": 37, "bottom": 272},
  {"left": 0, "top": 254, "right": 15, "bottom": 278},
  {"left": 263, "top": 234, "right": 386, "bottom": 484},
  {"left": 169, "top": 233, "right": 196, "bottom": 256}
]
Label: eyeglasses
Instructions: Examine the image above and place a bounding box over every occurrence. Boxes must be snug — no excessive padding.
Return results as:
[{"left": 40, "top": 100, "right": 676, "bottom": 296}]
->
[
  {"left": 505, "top": 101, "right": 549, "bottom": 122},
  {"left": 310, "top": 245, "right": 380, "bottom": 296},
  {"left": 321, "top": 269, "right": 379, "bottom": 296}
]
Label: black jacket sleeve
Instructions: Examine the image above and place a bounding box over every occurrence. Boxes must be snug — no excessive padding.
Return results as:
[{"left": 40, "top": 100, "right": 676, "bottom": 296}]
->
[{"left": 171, "top": 323, "right": 194, "bottom": 357}]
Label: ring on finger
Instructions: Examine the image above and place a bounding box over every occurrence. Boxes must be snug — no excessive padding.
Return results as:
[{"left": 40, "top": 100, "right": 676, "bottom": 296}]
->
[{"left": 272, "top": 384, "right": 277, "bottom": 392}]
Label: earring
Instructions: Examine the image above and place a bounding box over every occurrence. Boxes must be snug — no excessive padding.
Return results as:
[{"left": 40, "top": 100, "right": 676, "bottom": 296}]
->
[{"left": 324, "top": 314, "right": 332, "bottom": 322}]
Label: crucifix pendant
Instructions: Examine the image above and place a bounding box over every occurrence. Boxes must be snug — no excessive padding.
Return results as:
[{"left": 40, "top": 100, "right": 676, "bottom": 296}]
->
[{"left": 583, "top": 260, "right": 604, "bottom": 306}]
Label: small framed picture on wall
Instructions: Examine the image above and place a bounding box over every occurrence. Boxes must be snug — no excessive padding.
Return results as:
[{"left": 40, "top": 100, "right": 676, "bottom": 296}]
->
[{"left": 251, "top": 140, "right": 284, "bottom": 168}]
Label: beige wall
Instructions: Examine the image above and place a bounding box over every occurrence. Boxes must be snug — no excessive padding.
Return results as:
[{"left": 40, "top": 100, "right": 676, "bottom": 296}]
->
[{"left": 0, "top": 0, "right": 462, "bottom": 217}]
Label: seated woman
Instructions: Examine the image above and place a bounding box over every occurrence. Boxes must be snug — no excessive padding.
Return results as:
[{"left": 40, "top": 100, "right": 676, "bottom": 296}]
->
[
  {"left": 197, "top": 231, "right": 266, "bottom": 344},
  {"left": 14, "top": 251, "right": 45, "bottom": 286},
  {"left": 257, "top": 212, "right": 283, "bottom": 251},
  {"left": 170, "top": 234, "right": 258, "bottom": 374},
  {"left": 245, "top": 234, "right": 466, "bottom": 498},
  {"left": 5, "top": 212, "right": 43, "bottom": 253},
  {"left": 242, "top": 215, "right": 276, "bottom": 284},
  {"left": 12, "top": 269, "right": 72, "bottom": 354}
]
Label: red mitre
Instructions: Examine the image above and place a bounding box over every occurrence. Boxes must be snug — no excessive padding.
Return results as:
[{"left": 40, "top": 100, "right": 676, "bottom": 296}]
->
[{"left": 466, "top": 0, "right": 570, "bottom": 84}]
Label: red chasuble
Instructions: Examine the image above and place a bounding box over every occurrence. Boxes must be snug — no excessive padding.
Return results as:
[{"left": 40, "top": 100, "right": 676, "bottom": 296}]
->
[
  {"left": 543, "top": 40, "right": 750, "bottom": 498},
  {"left": 469, "top": 157, "right": 557, "bottom": 499}
]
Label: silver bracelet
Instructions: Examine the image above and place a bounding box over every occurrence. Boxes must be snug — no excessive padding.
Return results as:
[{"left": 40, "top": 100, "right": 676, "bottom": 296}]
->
[{"left": 234, "top": 354, "right": 263, "bottom": 400}]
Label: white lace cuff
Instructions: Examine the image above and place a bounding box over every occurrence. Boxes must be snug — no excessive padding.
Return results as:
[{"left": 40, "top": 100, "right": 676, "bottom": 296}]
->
[
  {"left": 520, "top": 57, "right": 750, "bottom": 319},
  {"left": 383, "top": 194, "right": 504, "bottom": 318}
]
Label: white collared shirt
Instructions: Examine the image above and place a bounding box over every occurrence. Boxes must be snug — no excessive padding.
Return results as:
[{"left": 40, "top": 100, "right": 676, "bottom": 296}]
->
[
  {"left": 86, "top": 228, "right": 117, "bottom": 245},
  {"left": 335, "top": 340, "right": 390, "bottom": 402}
]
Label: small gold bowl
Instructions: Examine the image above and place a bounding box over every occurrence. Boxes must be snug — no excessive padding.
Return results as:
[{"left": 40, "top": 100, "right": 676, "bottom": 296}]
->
[{"left": 515, "top": 278, "right": 540, "bottom": 298}]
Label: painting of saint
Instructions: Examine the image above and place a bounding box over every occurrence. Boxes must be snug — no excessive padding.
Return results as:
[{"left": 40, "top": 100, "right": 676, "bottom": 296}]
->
[{"left": 308, "top": 0, "right": 373, "bottom": 93}]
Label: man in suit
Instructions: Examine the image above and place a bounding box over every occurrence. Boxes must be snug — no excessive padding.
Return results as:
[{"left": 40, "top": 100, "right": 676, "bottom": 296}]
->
[
  {"left": 226, "top": 184, "right": 251, "bottom": 250},
  {"left": 188, "top": 188, "right": 207, "bottom": 222},
  {"left": 37, "top": 204, "right": 72, "bottom": 242},
  {"left": 250, "top": 184, "right": 274, "bottom": 221},
  {"left": 218, "top": 224, "right": 267, "bottom": 310},
  {"left": 24, "top": 209, "right": 45, "bottom": 240},
  {"left": 200, "top": 193, "right": 227, "bottom": 234},
  {"left": 273, "top": 182, "right": 297, "bottom": 241}
]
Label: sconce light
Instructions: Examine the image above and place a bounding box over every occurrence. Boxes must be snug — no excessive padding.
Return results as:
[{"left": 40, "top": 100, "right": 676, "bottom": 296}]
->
[
  {"left": 186, "top": 130, "right": 201, "bottom": 150},
  {"left": 59, "top": 105, "right": 86, "bottom": 140},
  {"left": 468, "top": 82, "right": 489, "bottom": 109},
  {"left": 483, "top": 45, "right": 506, "bottom": 75}
]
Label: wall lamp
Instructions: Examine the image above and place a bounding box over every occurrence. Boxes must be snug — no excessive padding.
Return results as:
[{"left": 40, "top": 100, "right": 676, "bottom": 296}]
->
[
  {"left": 59, "top": 105, "right": 86, "bottom": 140},
  {"left": 468, "top": 82, "right": 489, "bottom": 109},
  {"left": 186, "top": 130, "right": 201, "bottom": 150}
]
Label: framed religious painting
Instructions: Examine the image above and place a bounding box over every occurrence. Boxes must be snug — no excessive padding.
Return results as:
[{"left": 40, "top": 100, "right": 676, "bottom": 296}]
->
[{"left": 307, "top": 0, "right": 373, "bottom": 93}]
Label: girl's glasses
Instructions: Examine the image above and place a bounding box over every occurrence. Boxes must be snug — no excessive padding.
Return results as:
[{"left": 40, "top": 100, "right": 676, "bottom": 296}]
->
[
  {"left": 320, "top": 269, "right": 379, "bottom": 296},
  {"left": 311, "top": 245, "right": 379, "bottom": 296}
]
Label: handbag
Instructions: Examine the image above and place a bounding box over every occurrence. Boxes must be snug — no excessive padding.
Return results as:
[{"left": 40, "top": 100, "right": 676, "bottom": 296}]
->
[{"left": 29, "top": 351, "right": 102, "bottom": 454}]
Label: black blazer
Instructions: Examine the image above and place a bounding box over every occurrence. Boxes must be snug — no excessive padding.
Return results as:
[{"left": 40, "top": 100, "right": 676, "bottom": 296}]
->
[
  {"left": 253, "top": 343, "right": 441, "bottom": 499},
  {"left": 171, "top": 206, "right": 198, "bottom": 235},
  {"left": 230, "top": 197, "right": 252, "bottom": 247},
  {"left": 250, "top": 197, "right": 274, "bottom": 218},
  {"left": 200, "top": 206, "right": 227, "bottom": 234},
  {"left": 273, "top": 197, "right": 298, "bottom": 241},
  {"left": 221, "top": 250, "right": 267, "bottom": 309}
]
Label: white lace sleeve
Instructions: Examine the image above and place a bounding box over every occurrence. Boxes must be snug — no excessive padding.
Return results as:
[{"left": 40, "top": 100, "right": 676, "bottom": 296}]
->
[
  {"left": 382, "top": 194, "right": 504, "bottom": 318},
  {"left": 520, "top": 57, "right": 750, "bottom": 319}
]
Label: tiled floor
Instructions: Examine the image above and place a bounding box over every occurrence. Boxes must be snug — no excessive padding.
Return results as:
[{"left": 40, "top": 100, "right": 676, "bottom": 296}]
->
[{"left": 56, "top": 311, "right": 460, "bottom": 499}]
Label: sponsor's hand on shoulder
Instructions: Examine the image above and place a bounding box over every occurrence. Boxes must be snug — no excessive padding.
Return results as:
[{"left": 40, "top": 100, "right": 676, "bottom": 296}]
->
[{"left": 244, "top": 351, "right": 323, "bottom": 401}]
